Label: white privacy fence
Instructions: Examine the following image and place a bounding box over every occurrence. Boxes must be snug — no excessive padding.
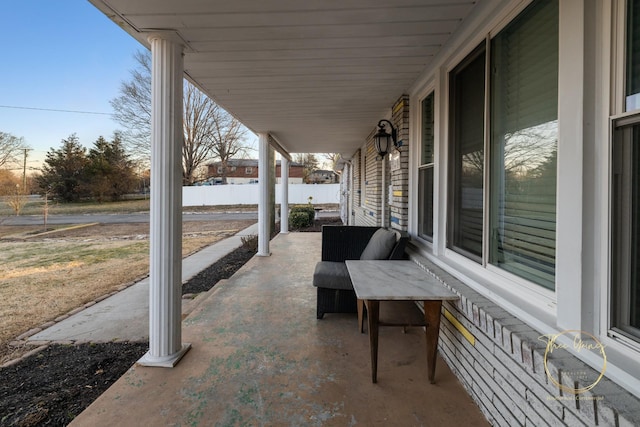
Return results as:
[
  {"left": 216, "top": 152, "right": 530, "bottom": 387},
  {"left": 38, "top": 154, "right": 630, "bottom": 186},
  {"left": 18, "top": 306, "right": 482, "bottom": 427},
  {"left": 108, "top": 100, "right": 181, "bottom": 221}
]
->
[{"left": 183, "top": 184, "right": 340, "bottom": 206}]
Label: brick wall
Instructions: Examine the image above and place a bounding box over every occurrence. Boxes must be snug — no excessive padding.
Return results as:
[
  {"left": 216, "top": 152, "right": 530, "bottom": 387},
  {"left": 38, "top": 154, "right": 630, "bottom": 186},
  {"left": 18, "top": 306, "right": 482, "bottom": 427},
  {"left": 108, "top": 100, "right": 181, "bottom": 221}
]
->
[
  {"left": 353, "top": 95, "right": 410, "bottom": 229},
  {"left": 390, "top": 95, "right": 410, "bottom": 231},
  {"left": 353, "top": 138, "right": 379, "bottom": 227},
  {"left": 207, "top": 161, "right": 304, "bottom": 180},
  {"left": 352, "top": 149, "right": 361, "bottom": 221},
  {"left": 408, "top": 248, "right": 640, "bottom": 427}
]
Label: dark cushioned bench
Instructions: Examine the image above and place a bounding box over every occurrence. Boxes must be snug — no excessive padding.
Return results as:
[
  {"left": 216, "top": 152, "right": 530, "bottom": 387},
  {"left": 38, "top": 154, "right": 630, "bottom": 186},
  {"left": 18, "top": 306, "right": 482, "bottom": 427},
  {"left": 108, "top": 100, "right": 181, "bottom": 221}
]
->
[{"left": 312, "top": 225, "right": 409, "bottom": 319}]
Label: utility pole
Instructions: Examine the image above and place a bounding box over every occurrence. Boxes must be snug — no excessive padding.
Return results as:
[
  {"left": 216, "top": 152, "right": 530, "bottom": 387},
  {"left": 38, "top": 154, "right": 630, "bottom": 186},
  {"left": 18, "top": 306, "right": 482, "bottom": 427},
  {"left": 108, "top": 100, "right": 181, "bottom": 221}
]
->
[{"left": 22, "top": 148, "right": 30, "bottom": 191}]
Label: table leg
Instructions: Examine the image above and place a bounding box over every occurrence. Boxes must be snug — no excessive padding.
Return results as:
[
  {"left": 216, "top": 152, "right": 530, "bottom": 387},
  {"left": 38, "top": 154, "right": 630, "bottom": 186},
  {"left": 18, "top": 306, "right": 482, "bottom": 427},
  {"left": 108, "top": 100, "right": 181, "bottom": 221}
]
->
[
  {"left": 357, "top": 299, "right": 365, "bottom": 333},
  {"left": 365, "top": 300, "right": 380, "bottom": 383},
  {"left": 423, "top": 300, "right": 443, "bottom": 384}
]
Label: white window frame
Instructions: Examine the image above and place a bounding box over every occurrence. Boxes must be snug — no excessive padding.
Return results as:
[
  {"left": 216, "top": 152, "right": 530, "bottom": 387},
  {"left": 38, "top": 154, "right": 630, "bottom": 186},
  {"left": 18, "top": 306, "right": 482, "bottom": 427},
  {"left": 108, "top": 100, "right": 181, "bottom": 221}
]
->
[
  {"left": 602, "top": 0, "right": 640, "bottom": 377},
  {"left": 417, "top": 89, "right": 437, "bottom": 243},
  {"left": 609, "top": 114, "right": 640, "bottom": 345},
  {"left": 445, "top": 2, "right": 564, "bottom": 307},
  {"left": 405, "top": 0, "right": 640, "bottom": 396},
  {"left": 409, "top": 0, "right": 581, "bottom": 326}
]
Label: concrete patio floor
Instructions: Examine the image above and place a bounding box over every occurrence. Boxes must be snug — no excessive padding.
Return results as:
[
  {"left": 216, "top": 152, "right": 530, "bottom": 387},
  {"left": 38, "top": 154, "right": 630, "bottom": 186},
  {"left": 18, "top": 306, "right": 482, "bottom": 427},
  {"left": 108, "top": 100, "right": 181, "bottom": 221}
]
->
[{"left": 71, "top": 232, "right": 489, "bottom": 426}]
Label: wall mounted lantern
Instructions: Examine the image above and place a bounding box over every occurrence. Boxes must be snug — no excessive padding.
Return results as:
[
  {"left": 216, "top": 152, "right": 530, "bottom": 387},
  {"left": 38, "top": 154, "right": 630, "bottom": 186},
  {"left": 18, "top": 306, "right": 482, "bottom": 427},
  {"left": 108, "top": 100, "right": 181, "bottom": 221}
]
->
[{"left": 373, "top": 119, "right": 401, "bottom": 159}]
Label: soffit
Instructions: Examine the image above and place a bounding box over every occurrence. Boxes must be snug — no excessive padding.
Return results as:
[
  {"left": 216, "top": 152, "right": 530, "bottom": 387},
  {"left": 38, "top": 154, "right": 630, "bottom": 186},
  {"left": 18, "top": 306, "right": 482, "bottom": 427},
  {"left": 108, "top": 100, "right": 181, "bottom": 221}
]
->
[{"left": 89, "top": 0, "right": 479, "bottom": 156}]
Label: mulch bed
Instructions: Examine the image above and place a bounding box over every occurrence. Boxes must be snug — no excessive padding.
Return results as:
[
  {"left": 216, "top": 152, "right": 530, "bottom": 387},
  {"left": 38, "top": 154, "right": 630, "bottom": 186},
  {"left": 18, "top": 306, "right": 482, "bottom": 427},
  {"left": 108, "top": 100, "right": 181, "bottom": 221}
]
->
[
  {"left": 0, "top": 342, "right": 148, "bottom": 426},
  {"left": 0, "top": 217, "right": 341, "bottom": 426},
  {"left": 182, "top": 246, "right": 256, "bottom": 295}
]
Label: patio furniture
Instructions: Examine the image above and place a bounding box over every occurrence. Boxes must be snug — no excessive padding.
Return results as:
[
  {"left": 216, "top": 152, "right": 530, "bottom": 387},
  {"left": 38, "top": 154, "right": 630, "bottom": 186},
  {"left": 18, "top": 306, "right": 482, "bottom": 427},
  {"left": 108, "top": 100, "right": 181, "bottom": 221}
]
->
[
  {"left": 312, "top": 225, "right": 408, "bottom": 319},
  {"left": 346, "top": 260, "right": 460, "bottom": 384}
]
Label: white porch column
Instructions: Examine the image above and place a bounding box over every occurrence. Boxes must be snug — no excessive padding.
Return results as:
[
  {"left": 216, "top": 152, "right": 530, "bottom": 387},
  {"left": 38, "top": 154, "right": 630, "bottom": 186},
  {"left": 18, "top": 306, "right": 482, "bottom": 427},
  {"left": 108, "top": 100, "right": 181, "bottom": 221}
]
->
[
  {"left": 280, "top": 157, "right": 289, "bottom": 234},
  {"left": 257, "top": 133, "right": 271, "bottom": 256},
  {"left": 138, "top": 35, "right": 191, "bottom": 367}
]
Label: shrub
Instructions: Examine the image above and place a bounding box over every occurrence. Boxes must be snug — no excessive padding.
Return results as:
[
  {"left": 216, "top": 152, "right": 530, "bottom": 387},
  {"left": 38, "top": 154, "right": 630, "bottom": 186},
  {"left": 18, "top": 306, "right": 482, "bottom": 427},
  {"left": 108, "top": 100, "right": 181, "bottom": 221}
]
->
[
  {"left": 289, "top": 209, "right": 313, "bottom": 229},
  {"left": 240, "top": 234, "right": 258, "bottom": 251},
  {"left": 289, "top": 211, "right": 311, "bottom": 229},
  {"left": 292, "top": 204, "right": 315, "bottom": 218}
]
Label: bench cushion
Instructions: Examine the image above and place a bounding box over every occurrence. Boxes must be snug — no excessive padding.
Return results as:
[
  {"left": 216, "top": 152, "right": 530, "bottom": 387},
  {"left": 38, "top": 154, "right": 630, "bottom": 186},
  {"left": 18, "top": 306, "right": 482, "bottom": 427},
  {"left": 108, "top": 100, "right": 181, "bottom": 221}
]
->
[
  {"left": 312, "top": 261, "right": 352, "bottom": 290},
  {"left": 360, "top": 228, "right": 397, "bottom": 260}
]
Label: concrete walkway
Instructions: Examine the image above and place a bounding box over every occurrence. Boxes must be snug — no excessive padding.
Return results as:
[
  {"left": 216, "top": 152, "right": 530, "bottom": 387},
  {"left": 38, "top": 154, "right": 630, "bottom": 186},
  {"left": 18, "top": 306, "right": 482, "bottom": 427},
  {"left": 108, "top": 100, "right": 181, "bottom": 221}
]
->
[{"left": 28, "top": 223, "right": 259, "bottom": 344}]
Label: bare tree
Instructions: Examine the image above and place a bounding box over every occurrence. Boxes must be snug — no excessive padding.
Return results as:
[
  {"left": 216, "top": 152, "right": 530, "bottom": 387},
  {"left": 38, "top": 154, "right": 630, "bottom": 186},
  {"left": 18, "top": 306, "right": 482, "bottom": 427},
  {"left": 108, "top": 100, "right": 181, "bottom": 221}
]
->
[
  {"left": 0, "top": 132, "right": 29, "bottom": 169},
  {"left": 0, "top": 166, "right": 28, "bottom": 216},
  {"left": 323, "top": 153, "right": 340, "bottom": 171},
  {"left": 6, "top": 187, "right": 28, "bottom": 216},
  {"left": 110, "top": 51, "right": 152, "bottom": 162},
  {"left": 183, "top": 84, "right": 249, "bottom": 184},
  {"left": 208, "top": 104, "right": 250, "bottom": 184},
  {"left": 111, "top": 50, "right": 250, "bottom": 184},
  {"left": 293, "top": 153, "right": 320, "bottom": 183}
]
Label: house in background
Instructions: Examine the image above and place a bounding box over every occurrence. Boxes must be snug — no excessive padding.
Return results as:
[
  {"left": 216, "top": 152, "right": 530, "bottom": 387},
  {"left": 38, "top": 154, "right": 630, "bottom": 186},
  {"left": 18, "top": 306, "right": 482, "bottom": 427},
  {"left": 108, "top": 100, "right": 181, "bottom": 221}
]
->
[
  {"left": 206, "top": 159, "right": 304, "bottom": 184},
  {"left": 307, "top": 169, "right": 338, "bottom": 184}
]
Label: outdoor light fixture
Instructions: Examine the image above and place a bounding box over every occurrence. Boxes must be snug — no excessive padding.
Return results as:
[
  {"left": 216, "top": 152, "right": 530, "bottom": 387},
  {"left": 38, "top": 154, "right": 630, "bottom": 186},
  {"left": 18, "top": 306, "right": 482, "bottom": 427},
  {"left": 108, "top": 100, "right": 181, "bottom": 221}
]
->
[{"left": 373, "top": 119, "right": 400, "bottom": 159}]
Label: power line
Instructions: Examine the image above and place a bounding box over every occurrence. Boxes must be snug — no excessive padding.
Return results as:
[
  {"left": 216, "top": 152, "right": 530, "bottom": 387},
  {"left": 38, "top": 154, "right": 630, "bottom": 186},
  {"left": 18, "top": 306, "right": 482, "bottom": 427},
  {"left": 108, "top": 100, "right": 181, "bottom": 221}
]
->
[{"left": 0, "top": 104, "right": 112, "bottom": 116}]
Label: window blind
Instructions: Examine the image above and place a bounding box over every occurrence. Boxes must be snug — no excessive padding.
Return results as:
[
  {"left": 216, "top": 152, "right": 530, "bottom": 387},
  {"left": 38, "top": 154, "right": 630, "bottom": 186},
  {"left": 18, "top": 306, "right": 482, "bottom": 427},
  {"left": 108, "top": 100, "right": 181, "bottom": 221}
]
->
[{"left": 489, "top": 0, "right": 558, "bottom": 290}]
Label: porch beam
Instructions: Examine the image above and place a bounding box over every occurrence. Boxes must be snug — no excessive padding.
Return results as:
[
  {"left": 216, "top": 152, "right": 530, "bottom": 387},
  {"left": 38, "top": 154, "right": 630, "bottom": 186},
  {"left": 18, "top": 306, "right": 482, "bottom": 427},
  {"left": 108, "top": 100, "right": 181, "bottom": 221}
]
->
[
  {"left": 268, "top": 134, "right": 292, "bottom": 161},
  {"left": 138, "top": 34, "right": 190, "bottom": 367}
]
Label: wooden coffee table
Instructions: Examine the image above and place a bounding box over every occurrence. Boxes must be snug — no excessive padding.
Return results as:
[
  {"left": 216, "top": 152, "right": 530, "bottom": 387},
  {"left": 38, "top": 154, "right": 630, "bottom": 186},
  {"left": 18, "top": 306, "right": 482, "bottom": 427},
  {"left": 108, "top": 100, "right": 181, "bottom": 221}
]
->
[{"left": 346, "top": 260, "right": 459, "bottom": 384}]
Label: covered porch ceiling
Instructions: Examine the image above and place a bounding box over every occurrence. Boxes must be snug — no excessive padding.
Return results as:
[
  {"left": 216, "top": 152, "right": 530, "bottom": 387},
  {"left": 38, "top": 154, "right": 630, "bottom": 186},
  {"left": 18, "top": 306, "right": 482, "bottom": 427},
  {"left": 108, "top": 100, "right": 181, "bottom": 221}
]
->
[{"left": 89, "top": 0, "right": 480, "bottom": 156}]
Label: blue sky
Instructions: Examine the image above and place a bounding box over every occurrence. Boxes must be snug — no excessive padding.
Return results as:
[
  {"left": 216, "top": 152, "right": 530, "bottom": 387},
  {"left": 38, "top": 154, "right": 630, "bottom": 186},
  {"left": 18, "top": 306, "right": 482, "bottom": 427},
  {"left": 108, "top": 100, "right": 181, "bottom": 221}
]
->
[{"left": 0, "top": 1, "right": 142, "bottom": 171}]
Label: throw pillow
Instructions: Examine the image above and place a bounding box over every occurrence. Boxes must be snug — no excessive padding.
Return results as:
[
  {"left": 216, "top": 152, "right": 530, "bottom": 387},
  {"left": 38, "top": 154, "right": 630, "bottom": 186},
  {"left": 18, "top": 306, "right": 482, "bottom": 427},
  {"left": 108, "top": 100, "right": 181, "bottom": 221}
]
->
[{"left": 360, "top": 228, "right": 397, "bottom": 260}]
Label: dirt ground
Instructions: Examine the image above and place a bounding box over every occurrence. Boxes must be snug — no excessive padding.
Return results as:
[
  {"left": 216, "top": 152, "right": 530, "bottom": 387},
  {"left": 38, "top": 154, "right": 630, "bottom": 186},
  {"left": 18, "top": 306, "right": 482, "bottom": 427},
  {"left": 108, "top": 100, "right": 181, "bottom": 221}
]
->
[
  {"left": 0, "top": 216, "right": 341, "bottom": 426},
  {"left": 0, "top": 220, "right": 255, "bottom": 364},
  {"left": 0, "top": 219, "right": 252, "bottom": 240}
]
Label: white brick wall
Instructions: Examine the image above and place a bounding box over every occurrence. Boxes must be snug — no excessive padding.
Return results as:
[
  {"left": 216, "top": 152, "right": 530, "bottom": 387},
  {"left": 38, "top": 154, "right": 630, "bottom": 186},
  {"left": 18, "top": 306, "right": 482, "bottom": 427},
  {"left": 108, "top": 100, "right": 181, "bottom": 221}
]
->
[
  {"left": 353, "top": 95, "right": 410, "bottom": 230},
  {"left": 407, "top": 249, "right": 640, "bottom": 427},
  {"left": 353, "top": 149, "right": 361, "bottom": 210},
  {"left": 390, "top": 95, "right": 409, "bottom": 231},
  {"left": 353, "top": 138, "right": 380, "bottom": 227}
]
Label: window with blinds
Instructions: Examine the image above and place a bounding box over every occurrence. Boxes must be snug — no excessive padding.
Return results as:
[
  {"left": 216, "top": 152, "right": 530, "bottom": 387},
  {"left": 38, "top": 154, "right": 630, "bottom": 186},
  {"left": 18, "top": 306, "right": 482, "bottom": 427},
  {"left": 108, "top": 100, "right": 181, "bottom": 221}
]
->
[
  {"left": 448, "top": 44, "right": 486, "bottom": 261},
  {"left": 419, "top": 92, "right": 435, "bottom": 240},
  {"left": 489, "top": 0, "right": 558, "bottom": 290},
  {"left": 610, "top": 0, "right": 640, "bottom": 343},
  {"left": 612, "top": 116, "right": 640, "bottom": 340}
]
